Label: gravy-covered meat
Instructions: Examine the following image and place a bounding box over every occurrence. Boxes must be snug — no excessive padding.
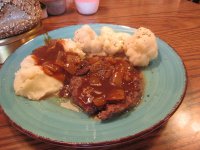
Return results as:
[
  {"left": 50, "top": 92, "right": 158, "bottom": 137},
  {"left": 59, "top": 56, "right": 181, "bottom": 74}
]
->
[{"left": 68, "top": 56, "right": 143, "bottom": 120}]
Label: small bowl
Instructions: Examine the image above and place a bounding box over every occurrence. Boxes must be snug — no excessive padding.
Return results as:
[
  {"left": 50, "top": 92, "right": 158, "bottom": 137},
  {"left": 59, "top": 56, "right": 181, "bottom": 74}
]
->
[{"left": 75, "top": 0, "right": 100, "bottom": 15}]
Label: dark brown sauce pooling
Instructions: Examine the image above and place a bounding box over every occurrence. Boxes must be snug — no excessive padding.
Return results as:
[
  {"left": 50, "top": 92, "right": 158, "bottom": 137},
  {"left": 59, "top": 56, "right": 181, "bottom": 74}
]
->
[
  {"left": 32, "top": 40, "right": 62, "bottom": 64},
  {"left": 32, "top": 40, "right": 81, "bottom": 83}
]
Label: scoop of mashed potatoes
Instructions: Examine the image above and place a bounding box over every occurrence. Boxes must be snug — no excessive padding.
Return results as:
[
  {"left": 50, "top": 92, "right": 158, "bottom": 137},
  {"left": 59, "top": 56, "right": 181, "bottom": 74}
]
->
[
  {"left": 14, "top": 56, "right": 63, "bottom": 100},
  {"left": 58, "top": 39, "right": 85, "bottom": 58},
  {"left": 125, "top": 27, "right": 158, "bottom": 66},
  {"left": 73, "top": 25, "right": 105, "bottom": 56},
  {"left": 100, "top": 26, "right": 131, "bottom": 55},
  {"left": 74, "top": 24, "right": 97, "bottom": 46}
]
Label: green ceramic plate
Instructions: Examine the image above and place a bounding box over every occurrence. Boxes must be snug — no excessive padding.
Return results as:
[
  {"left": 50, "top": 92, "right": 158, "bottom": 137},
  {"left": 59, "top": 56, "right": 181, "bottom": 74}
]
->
[{"left": 0, "top": 24, "right": 186, "bottom": 147}]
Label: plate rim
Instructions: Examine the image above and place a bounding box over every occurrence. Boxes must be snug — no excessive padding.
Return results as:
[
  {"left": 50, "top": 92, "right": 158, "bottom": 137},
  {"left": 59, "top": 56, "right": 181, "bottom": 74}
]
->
[{"left": 0, "top": 23, "right": 188, "bottom": 147}]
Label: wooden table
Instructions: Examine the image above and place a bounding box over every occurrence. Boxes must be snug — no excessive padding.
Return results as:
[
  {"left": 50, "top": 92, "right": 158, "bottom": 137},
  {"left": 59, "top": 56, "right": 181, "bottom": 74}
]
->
[{"left": 0, "top": 0, "right": 200, "bottom": 149}]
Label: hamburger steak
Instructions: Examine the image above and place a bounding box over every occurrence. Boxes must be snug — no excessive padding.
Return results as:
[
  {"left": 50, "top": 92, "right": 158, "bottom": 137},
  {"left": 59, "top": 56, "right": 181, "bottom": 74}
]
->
[{"left": 67, "top": 56, "right": 143, "bottom": 120}]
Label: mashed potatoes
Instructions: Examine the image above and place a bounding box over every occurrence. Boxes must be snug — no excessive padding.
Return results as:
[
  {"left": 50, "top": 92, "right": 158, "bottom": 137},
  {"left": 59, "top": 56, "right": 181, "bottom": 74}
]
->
[
  {"left": 125, "top": 27, "right": 158, "bottom": 66},
  {"left": 74, "top": 25, "right": 105, "bottom": 56},
  {"left": 58, "top": 39, "right": 85, "bottom": 58},
  {"left": 100, "top": 26, "right": 131, "bottom": 55},
  {"left": 74, "top": 25, "right": 158, "bottom": 66},
  {"left": 14, "top": 56, "right": 63, "bottom": 100}
]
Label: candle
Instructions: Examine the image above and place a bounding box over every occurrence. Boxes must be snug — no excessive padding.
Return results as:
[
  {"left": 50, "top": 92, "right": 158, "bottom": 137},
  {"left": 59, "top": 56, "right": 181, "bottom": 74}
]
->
[{"left": 75, "top": 0, "right": 100, "bottom": 15}]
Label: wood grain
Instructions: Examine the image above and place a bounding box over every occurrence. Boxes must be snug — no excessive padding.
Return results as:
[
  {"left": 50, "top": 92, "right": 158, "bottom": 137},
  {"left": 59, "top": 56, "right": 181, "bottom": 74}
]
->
[{"left": 0, "top": 0, "right": 200, "bottom": 149}]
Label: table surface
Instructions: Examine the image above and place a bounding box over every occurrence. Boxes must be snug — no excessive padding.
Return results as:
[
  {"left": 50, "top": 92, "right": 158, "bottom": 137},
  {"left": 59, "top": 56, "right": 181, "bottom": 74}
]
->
[{"left": 0, "top": 0, "right": 200, "bottom": 149}]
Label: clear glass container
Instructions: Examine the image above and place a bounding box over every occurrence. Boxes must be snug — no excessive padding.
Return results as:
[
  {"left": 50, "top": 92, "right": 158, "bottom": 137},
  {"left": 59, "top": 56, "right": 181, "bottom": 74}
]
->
[{"left": 40, "top": 0, "right": 66, "bottom": 16}]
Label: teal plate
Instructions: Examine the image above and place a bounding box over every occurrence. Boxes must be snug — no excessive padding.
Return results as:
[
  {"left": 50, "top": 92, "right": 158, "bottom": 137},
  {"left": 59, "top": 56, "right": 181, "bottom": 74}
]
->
[{"left": 0, "top": 24, "right": 187, "bottom": 147}]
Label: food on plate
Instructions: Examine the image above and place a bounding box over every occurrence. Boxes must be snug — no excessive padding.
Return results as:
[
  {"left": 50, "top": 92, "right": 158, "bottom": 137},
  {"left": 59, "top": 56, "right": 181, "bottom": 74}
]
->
[
  {"left": 68, "top": 56, "right": 142, "bottom": 120},
  {"left": 126, "top": 27, "right": 158, "bottom": 66},
  {"left": 14, "top": 39, "right": 85, "bottom": 100},
  {"left": 58, "top": 39, "right": 85, "bottom": 58},
  {"left": 13, "top": 25, "right": 158, "bottom": 120},
  {"left": 74, "top": 25, "right": 131, "bottom": 56},
  {"left": 74, "top": 24, "right": 105, "bottom": 56},
  {"left": 73, "top": 25, "right": 158, "bottom": 67},
  {"left": 100, "top": 26, "right": 131, "bottom": 55},
  {"left": 14, "top": 56, "right": 63, "bottom": 100}
]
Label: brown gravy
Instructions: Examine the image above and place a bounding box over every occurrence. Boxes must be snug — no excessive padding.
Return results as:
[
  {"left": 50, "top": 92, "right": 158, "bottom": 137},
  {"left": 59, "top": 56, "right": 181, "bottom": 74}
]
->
[{"left": 32, "top": 40, "right": 81, "bottom": 83}]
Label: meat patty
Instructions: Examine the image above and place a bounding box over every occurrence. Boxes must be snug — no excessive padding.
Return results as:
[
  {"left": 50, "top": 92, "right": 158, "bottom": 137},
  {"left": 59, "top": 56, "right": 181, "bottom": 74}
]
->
[
  {"left": 68, "top": 56, "right": 143, "bottom": 120},
  {"left": 69, "top": 76, "right": 98, "bottom": 115},
  {"left": 97, "top": 91, "right": 142, "bottom": 120}
]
